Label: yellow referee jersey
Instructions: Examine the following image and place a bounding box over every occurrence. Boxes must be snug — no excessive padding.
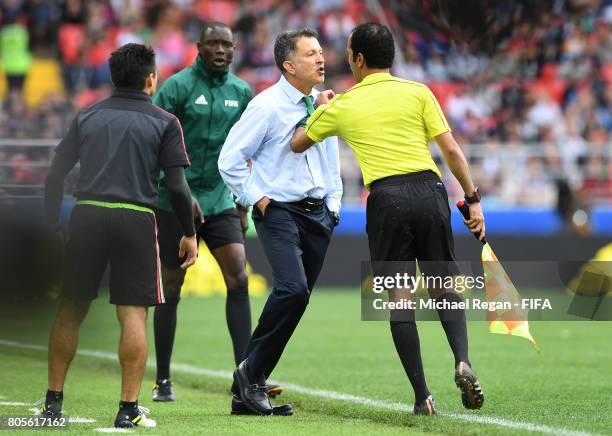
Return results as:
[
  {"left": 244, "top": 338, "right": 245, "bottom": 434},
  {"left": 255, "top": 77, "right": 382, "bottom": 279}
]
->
[{"left": 305, "top": 72, "right": 450, "bottom": 188}]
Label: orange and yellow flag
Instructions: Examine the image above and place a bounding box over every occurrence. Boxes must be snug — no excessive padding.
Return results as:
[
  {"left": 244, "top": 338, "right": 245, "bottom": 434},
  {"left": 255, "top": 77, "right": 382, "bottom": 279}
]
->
[{"left": 481, "top": 243, "right": 539, "bottom": 350}]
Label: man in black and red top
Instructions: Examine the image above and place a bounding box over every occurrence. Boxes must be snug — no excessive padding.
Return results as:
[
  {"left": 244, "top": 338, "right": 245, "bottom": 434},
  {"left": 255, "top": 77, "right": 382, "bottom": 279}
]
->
[{"left": 40, "top": 43, "right": 198, "bottom": 429}]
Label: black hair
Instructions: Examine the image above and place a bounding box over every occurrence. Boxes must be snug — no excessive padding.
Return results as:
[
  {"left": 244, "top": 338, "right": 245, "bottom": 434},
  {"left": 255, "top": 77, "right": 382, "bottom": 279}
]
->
[
  {"left": 273, "top": 28, "right": 318, "bottom": 73},
  {"left": 199, "top": 21, "right": 231, "bottom": 41},
  {"left": 350, "top": 23, "right": 395, "bottom": 69},
  {"left": 108, "top": 43, "right": 156, "bottom": 90}
]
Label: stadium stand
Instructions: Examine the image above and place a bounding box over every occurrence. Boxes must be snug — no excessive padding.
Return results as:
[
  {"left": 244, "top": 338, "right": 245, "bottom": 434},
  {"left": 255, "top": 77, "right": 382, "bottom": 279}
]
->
[{"left": 0, "top": 0, "right": 610, "bottom": 214}]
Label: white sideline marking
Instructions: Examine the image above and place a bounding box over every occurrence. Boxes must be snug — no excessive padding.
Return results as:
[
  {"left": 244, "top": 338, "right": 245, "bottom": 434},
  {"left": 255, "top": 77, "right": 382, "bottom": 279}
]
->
[
  {"left": 70, "top": 417, "right": 97, "bottom": 423},
  {"left": 0, "top": 339, "right": 596, "bottom": 436},
  {"left": 0, "top": 401, "right": 29, "bottom": 406}
]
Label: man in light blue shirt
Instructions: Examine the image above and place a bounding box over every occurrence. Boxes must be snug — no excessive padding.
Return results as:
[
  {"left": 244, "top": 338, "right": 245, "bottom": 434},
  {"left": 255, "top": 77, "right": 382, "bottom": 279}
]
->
[{"left": 219, "top": 28, "right": 342, "bottom": 416}]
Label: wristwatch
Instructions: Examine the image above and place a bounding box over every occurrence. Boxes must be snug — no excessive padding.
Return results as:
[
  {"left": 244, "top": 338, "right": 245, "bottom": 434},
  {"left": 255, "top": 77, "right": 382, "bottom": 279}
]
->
[{"left": 464, "top": 188, "right": 481, "bottom": 204}]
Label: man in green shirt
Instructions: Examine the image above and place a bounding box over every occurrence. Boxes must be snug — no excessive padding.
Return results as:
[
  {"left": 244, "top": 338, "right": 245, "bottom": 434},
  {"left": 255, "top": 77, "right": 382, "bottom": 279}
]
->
[{"left": 152, "top": 22, "right": 259, "bottom": 403}]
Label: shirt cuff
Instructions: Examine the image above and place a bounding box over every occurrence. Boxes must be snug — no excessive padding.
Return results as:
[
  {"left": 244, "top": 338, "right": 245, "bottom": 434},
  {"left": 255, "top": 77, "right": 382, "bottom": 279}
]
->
[
  {"left": 244, "top": 183, "right": 266, "bottom": 207},
  {"left": 325, "top": 197, "right": 341, "bottom": 214}
]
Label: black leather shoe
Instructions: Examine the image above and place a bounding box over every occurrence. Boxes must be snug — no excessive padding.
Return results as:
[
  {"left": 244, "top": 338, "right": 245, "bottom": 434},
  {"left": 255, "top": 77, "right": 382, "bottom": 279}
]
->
[
  {"left": 231, "top": 395, "right": 293, "bottom": 416},
  {"left": 232, "top": 381, "right": 283, "bottom": 398},
  {"left": 233, "top": 360, "right": 273, "bottom": 415}
]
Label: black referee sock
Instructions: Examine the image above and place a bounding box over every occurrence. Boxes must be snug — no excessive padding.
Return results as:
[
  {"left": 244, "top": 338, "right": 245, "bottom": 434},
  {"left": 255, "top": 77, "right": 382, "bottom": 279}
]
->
[
  {"left": 390, "top": 320, "right": 430, "bottom": 403},
  {"left": 226, "top": 287, "right": 251, "bottom": 366},
  {"left": 154, "top": 300, "right": 178, "bottom": 381},
  {"left": 434, "top": 292, "right": 470, "bottom": 366}
]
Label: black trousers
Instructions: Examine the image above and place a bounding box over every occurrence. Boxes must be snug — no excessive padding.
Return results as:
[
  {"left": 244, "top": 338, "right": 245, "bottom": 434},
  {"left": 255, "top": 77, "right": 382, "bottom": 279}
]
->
[{"left": 246, "top": 200, "right": 334, "bottom": 379}]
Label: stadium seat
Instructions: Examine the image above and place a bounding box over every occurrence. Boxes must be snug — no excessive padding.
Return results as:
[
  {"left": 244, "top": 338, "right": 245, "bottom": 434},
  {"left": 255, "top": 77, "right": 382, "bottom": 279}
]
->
[
  {"left": 58, "top": 24, "right": 86, "bottom": 66},
  {"left": 603, "top": 63, "right": 612, "bottom": 84},
  {"left": 540, "top": 63, "right": 558, "bottom": 80},
  {"left": 526, "top": 78, "right": 567, "bottom": 104},
  {"left": 195, "top": 0, "right": 239, "bottom": 24}
]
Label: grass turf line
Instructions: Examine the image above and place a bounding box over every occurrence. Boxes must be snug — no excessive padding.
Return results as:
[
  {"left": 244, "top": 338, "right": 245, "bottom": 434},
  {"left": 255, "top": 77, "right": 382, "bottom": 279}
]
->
[{"left": 0, "top": 289, "right": 610, "bottom": 435}]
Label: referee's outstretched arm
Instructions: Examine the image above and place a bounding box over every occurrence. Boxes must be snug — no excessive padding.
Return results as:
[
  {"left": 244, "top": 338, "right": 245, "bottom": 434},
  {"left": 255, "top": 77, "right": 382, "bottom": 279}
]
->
[
  {"left": 435, "top": 131, "right": 486, "bottom": 240},
  {"left": 290, "top": 126, "right": 313, "bottom": 153}
]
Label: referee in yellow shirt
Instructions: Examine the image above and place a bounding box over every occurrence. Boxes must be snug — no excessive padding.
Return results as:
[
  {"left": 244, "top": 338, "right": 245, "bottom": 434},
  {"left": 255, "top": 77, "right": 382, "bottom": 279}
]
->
[{"left": 291, "top": 23, "right": 485, "bottom": 416}]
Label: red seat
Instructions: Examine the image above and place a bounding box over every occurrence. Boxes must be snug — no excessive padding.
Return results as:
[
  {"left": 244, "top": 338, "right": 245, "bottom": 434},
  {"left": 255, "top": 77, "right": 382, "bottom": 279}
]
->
[
  {"left": 602, "top": 63, "right": 612, "bottom": 84},
  {"left": 58, "top": 24, "right": 86, "bottom": 66},
  {"left": 427, "top": 81, "right": 466, "bottom": 109},
  {"left": 526, "top": 79, "right": 567, "bottom": 104},
  {"left": 540, "top": 63, "right": 558, "bottom": 80}
]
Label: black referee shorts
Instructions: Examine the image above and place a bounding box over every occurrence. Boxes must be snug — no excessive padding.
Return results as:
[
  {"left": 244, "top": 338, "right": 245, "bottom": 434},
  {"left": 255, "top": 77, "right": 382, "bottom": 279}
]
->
[
  {"left": 366, "top": 170, "right": 459, "bottom": 279},
  {"left": 156, "top": 207, "right": 244, "bottom": 270},
  {"left": 62, "top": 201, "right": 164, "bottom": 306}
]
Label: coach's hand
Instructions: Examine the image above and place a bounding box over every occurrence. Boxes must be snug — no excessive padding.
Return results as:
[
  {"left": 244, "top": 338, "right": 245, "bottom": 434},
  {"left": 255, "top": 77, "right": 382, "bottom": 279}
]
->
[
  {"left": 179, "top": 235, "right": 198, "bottom": 269},
  {"left": 192, "top": 196, "right": 204, "bottom": 224},
  {"left": 256, "top": 196, "right": 271, "bottom": 216},
  {"left": 465, "top": 203, "right": 486, "bottom": 241},
  {"left": 316, "top": 89, "right": 335, "bottom": 106}
]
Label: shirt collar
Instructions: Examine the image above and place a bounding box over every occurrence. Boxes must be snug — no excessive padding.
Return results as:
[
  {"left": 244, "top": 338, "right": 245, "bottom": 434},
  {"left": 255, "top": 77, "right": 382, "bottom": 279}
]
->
[
  {"left": 112, "top": 88, "right": 151, "bottom": 102},
  {"left": 360, "top": 72, "right": 392, "bottom": 84},
  {"left": 279, "top": 75, "right": 317, "bottom": 105},
  {"left": 194, "top": 55, "right": 228, "bottom": 86}
]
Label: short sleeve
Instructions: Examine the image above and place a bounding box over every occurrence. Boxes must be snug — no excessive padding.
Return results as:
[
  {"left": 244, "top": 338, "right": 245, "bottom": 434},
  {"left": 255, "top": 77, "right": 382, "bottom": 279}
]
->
[
  {"left": 422, "top": 86, "right": 451, "bottom": 139},
  {"left": 306, "top": 101, "right": 339, "bottom": 143},
  {"left": 159, "top": 117, "right": 190, "bottom": 169}
]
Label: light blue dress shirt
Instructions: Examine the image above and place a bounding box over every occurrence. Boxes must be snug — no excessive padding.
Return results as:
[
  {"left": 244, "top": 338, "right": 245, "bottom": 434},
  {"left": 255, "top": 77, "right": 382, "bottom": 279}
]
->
[{"left": 218, "top": 75, "right": 343, "bottom": 213}]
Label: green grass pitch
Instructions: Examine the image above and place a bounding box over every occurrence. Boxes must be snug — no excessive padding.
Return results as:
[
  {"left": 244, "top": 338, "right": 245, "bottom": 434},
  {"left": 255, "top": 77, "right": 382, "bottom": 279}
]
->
[{"left": 0, "top": 290, "right": 610, "bottom": 435}]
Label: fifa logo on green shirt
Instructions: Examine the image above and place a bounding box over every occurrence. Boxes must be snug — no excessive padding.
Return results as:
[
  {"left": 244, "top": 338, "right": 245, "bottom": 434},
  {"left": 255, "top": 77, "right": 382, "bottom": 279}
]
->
[{"left": 224, "top": 100, "right": 239, "bottom": 107}]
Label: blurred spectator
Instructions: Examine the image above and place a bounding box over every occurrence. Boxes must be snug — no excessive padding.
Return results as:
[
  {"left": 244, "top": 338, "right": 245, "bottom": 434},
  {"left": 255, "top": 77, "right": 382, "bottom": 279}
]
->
[
  {"left": 0, "top": 16, "right": 32, "bottom": 91},
  {"left": 0, "top": 0, "right": 610, "bottom": 206}
]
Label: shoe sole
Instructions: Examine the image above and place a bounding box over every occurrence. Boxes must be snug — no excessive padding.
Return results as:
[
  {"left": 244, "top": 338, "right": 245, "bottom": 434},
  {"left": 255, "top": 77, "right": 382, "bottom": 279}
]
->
[
  {"left": 231, "top": 405, "right": 293, "bottom": 416},
  {"left": 152, "top": 396, "right": 176, "bottom": 402},
  {"left": 455, "top": 373, "right": 484, "bottom": 409},
  {"left": 233, "top": 370, "right": 273, "bottom": 416}
]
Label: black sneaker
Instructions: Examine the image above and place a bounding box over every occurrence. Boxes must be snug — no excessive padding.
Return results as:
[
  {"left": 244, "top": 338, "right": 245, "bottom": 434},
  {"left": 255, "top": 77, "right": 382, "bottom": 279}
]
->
[
  {"left": 34, "top": 396, "right": 62, "bottom": 419},
  {"left": 413, "top": 395, "right": 436, "bottom": 416},
  {"left": 152, "top": 379, "right": 176, "bottom": 402},
  {"left": 455, "top": 361, "right": 484, "bottom": 409},
  {"left": 114, "top": 405, "right": 157, "bottom": 428}
]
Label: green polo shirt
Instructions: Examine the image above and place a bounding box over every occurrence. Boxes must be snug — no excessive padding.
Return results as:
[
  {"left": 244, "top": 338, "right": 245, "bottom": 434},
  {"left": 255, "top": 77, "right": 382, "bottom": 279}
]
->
[
  {"left": 306, "top": 72, "right": 450, "bottom": 189},
  {"left": 154, "top": 56, "right": 252, "bottom": 215}
]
